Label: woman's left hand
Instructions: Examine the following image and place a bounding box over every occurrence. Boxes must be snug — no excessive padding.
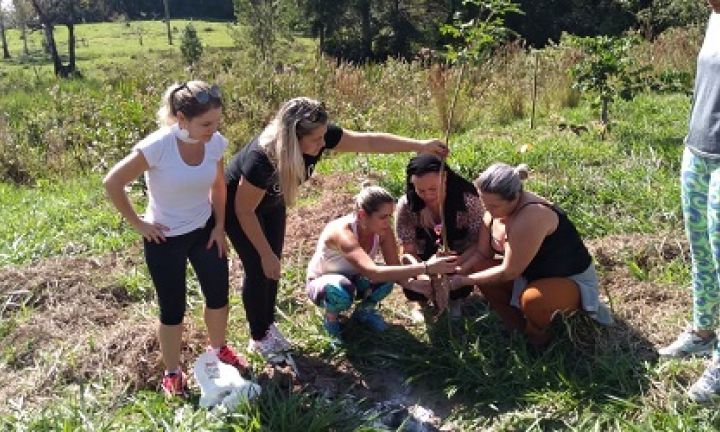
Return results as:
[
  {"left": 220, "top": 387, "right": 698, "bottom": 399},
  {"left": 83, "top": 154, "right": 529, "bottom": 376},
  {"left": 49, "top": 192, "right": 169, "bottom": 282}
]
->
[
  {"left": 207, "top": 226, "right": 228, "bottom": 258},
  {"left": 449, "top": 274, "right": 471, "bottom": 290},
  {"left": 419, "top": 139, "right": 449, "bottom": 158}
]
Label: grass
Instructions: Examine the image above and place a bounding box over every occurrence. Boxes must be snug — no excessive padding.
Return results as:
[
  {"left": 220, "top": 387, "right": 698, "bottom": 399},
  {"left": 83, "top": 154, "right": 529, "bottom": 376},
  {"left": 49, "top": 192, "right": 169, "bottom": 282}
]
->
[
  {"left": 0, "top": 18, "right": 715, "bottom": 432},
  {"left": 0, "top": 175, "right": 139, "bottom": 265},
  {"left": 0, "top": 20, "right": 235, "bottom": 77}
]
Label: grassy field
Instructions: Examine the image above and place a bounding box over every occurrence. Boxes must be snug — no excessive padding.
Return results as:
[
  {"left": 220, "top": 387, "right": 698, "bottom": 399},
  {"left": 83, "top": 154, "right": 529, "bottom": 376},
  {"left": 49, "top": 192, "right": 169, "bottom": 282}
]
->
[
  {"left": 0, "top": 20, "right": 235, "bottom": 77},
  {"left": 0, "top": 19, "right": 717, "bottom": 431}
]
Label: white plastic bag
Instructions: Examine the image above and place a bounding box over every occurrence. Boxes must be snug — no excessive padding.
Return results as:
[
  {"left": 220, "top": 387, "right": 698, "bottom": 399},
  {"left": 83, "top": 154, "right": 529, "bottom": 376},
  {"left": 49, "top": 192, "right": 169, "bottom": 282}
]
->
[{"left": 193, "top": 351, "right": 261, "bottom": 410}]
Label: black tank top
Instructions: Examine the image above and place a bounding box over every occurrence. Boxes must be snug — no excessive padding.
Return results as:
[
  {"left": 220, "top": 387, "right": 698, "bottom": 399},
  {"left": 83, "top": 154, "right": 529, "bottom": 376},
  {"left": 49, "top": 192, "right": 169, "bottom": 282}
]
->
[{"left": 491, "top": 202, "right": 592, "bottom": 282}]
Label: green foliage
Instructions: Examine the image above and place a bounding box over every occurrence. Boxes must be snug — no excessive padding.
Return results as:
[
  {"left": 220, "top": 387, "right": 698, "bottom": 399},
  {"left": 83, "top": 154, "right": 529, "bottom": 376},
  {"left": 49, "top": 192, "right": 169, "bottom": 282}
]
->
[
  {"left": 565, "top": 33, "right": 649, "bottom": 126},
  {"left": 620, "top": 0, "right": 710, "bottom": 37},
  {"left": 0, "top": 176, "right": 140, "bottom": 265},
  {"left": 180, "top": 22, "right": 203, "bottom": 66},
  {"left": 440, "top": 0, "right": 522, "bottom": 65},
  {"left": 232, "top": 0, "right": 296, "bottom": 63}
]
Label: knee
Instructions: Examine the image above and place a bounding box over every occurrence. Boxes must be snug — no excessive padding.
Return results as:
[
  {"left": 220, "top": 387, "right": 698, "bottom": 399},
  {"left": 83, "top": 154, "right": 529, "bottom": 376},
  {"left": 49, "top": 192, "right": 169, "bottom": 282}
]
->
[
  {"left": 160, "top": 307, "right": 185, "bottom": 326},
  {"left": 205, "top": 297, "right": 229, "bottom": 310},
  {"left": 368, "top": 282, "right": 394, "bottom": 303},
  {"left": 324, "top": 283, "right": 354, "bottom": 313},
  {"left": 520, "top": 288, "right": 547, "bottom": 319}
]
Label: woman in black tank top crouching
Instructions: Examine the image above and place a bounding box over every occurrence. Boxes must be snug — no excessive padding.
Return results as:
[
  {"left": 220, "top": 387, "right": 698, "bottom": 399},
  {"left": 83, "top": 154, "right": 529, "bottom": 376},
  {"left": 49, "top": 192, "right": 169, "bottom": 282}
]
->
[{"left": 450, "top": 163, "right": 612, "bottom": 348}]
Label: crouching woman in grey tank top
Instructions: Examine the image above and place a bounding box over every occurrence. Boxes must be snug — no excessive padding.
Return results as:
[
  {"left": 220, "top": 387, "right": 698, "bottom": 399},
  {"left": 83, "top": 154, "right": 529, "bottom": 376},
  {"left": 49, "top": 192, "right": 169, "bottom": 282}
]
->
[{"left": 306, "top": 184, "right": 458, "bottom": 345}]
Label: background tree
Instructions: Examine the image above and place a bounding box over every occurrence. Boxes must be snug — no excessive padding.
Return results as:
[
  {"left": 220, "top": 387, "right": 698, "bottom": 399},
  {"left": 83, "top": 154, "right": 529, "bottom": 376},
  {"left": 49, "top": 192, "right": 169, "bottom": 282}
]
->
[
  {"left": 29, "top": 0, "right": 77, "bottom": 77},
  {"left": 619, "top": 0, "right": 709, "bottom": 38},
  {"left": 508, "top": 0, "right": 634, "bottom": 47},
  {"left": 0, "top": 5, "right": 10, "bottom": 59},
  {"left": 12, "top": 0, "right": 32, "bottom": 56},
  {"left": 180, "top": 22, "right": 203, "bottom": 67},
  {"left": 302, "top": 0, "right": 348, "bottom": 54},
  {"left": 233, "top": 0, "right": 296, "bottom": 63},
  {"left": 566, "top": 33, "right": 648, "bottom": 131}
]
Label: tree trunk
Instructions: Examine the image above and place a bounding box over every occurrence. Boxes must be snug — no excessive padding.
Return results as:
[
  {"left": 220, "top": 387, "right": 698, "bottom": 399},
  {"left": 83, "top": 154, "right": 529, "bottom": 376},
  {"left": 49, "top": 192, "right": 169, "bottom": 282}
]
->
[
  {"left": 67, "top": 0, "right": 76, "bottom": 72},
  {"left": 356, "top": 0, "right": 372, "bottom": 60},
  {"left": 44, "top": 24, "right": 63, "bottom": 75},
  {"left": 163, "top": 0, "right": 172, "bottom": 45},
  {"left": 0, "top": 11, "right": 10, "bottom": 59},
  {"left": 21, "top": 24, "right": 29, "bottom": 56},
  {"left": 67, "top": 23, "right": 76, "bottom": 72},
  {"left": 31, "top": 0, "right": 65, "bottom": 77}
]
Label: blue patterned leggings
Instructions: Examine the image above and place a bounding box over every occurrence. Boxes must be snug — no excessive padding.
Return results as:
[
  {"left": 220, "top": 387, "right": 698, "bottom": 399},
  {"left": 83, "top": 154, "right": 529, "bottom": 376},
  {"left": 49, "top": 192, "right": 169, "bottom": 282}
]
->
[
  {"left": 682, "top": 148, "right": 720, "bottom": 340},
  {"left": 306, "top": 274, "right": 394, "bottom": 314}
]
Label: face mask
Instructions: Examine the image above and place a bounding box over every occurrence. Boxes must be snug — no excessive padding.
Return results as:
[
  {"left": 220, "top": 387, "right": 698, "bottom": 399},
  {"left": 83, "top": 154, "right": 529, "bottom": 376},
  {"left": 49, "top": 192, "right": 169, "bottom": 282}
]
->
[{"left": 172, "top": 123, "right": 199, "bottom": 144}]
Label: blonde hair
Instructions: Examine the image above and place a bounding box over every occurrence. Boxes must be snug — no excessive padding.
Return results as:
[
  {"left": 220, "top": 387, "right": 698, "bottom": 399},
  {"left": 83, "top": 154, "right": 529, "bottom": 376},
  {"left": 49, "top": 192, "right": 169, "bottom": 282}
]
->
[
  {"left": 474, "top": 163, "right": 530, "bottom": 200},
  {"left": 259, "top": 97, "right": 328, "bottom": 206},
  {"left": 156, "top": 80, "right": 222, "bottom": 127},
  {"left": 354, "top": 183, "right": 395, "bottom": 215}
]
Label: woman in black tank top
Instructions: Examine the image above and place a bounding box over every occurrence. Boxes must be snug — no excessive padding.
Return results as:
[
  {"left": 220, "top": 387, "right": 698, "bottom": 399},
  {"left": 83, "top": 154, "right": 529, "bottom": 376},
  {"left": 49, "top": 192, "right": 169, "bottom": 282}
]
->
[{"left": 451, "top": 163, "right": 604, "bottom": 347}]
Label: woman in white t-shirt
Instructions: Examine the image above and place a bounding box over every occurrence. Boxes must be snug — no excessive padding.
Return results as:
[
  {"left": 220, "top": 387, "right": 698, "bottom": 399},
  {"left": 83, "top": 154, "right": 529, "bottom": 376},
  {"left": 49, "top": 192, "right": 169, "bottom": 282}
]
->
[{"left": 103, "top": 81, "right": 248, "bottom": 398}]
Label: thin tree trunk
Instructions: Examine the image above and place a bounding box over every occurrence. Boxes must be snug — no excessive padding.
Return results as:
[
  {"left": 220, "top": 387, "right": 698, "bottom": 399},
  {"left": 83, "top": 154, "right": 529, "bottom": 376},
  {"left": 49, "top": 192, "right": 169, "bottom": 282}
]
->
[
  {"left": 163, "top": 0, "right": 172, "bottom": 45},
  {"left": 357, "top": 0, "right": 372, "bottom": 60},
  {"left": 31, "top": 0, "right": 63, "bottom": 76},
  {"left": 21, "top": 24, "right": 29, "bottom": 56},
  {"left": 0, "top": 11, "right": 10, "bottom": 59},
  {"left": 67, "top": 0, "right": 76, "bottom": 73},
  {"left": 67, "top": 23, "right": 75, "bottom": 71}
]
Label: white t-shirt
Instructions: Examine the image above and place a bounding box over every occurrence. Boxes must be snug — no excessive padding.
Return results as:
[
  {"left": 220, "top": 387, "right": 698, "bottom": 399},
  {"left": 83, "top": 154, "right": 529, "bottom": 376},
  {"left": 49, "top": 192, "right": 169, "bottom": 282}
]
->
[{"left": 133, "top": 126, "right": 228, "bottom": 237}]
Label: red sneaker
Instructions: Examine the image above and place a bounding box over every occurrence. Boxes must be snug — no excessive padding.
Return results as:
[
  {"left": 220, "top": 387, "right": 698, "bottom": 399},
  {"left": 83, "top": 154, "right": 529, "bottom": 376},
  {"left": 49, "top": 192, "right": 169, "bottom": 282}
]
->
[
  {"left": 161, "top": 370, "right": 187, "bottom": 398},
  {"left": 216, "top": 345, "right": 251, "bottom": 375}
]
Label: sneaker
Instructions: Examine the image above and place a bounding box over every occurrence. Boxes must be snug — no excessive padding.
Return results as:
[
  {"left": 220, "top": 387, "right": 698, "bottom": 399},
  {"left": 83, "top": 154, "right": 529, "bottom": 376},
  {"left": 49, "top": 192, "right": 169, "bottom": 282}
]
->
[
  {"left": 351, "top": 307, "right": 387, "bottom": 332},
  {"left": 161, "top": 370, "right": 187, "bottom": 398},
  {"left": 323, "top": 317, "right": 343, "bottom": 345},
  {"left": 658, "top": 329, "right": 716, "bottom": 358},
  {"left": 268, "top": 323, "right": 292, "bottom": 351},
  {"left": 688, "top": 360, "right": 720, "bottom": 402},
  {"left": 248, "top": 333, "right": 286, "bottom": 361},
  {"left": 215, "top": 345, "right": 251, "bottom": 376}
]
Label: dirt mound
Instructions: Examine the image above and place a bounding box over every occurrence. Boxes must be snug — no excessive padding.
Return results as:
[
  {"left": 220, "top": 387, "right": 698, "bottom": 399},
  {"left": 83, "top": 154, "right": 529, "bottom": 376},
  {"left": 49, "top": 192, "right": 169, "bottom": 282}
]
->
[
  {"left": 0, "top": 254, "right": 209, "bottom": 412},
  {"left": 587, "top": 233, "right": 691, "bottom": 353}
]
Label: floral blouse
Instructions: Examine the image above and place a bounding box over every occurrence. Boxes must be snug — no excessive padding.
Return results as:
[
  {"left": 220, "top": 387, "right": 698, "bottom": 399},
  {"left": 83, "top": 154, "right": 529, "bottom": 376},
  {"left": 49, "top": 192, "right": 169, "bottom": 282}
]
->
[{"left": 395, "top": 192, "right": 484, "bottom": 259}]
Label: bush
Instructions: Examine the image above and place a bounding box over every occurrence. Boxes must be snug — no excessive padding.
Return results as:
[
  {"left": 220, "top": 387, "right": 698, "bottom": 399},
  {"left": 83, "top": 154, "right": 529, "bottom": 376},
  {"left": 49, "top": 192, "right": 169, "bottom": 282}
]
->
[{"left": 180, "top": 23, "right": 203, "bottom": 66}]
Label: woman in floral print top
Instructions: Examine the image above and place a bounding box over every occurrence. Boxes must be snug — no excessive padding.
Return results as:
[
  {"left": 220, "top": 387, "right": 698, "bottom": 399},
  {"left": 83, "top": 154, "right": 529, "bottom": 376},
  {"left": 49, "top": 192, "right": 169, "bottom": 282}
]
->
[{"left": 395, "top": 154, "right": 485, "bottom": 317}]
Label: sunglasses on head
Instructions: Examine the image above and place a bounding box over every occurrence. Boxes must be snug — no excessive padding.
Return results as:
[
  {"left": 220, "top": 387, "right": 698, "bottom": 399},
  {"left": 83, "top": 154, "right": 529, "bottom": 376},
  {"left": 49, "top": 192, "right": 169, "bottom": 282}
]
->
[
  {"left": 172, "top": 83, "right": 221, "bottom": 110},
  {"left": 297, "top": 101, "right": 326, "bottom": 123}
]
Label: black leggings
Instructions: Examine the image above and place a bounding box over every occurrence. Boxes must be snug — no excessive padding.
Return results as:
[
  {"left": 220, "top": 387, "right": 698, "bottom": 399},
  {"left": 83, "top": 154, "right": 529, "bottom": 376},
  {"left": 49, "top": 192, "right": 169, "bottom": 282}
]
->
[
  {"left": 143, "top": 217, "right": 229, "bottom": 326},
  {"left": 226, "top": 205, "right": 286, "bottom": 340}
]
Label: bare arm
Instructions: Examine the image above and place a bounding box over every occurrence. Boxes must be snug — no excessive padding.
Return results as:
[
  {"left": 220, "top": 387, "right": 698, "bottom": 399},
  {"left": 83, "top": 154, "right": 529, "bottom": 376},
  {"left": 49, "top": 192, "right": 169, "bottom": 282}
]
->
[
  {"left": 334, "top": 129, "right": 448, "bottom": 157},
  {"left": 206, "top": 158, "right": 228, "bottom": 257},
  {"left": 234, "top": 177, "right": 280, "bottom": 279},
  {"left": 459, "top": 206, "right": 556, "bottom": 287},
  {"left": 332, "top": 226, "right": 456, "bottom": 283},
  {"left": 458, "top": 213, "right": 491, "bottom": 274},
  {"left": 103, "top": 151, "right": 168, "bottom": 243}
]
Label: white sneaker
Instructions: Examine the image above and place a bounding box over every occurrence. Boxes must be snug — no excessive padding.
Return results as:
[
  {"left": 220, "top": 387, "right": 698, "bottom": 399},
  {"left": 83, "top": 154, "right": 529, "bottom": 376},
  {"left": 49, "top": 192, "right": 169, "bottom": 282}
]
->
[
  {"left": 269, "top": 323, "right": 291, "bottom": 351},
  {"left": 658, "top": 329, "right": 716, "bottom": 358},
  {"left": 688, "top": 359, "right": 720, "bottom": 402},
  {"left": 247, "top": 326, "right": 290, "bottom": 361}
]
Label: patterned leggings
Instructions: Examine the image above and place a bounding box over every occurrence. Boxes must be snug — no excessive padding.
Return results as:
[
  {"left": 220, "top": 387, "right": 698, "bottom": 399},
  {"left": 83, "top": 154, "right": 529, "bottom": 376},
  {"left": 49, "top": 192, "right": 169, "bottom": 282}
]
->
[
  {"left": 682, "top": 148, "right": 720, "bottom": 344},
  {"left": 306, "top": 274, "right": 394, "bottom": 314}
]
